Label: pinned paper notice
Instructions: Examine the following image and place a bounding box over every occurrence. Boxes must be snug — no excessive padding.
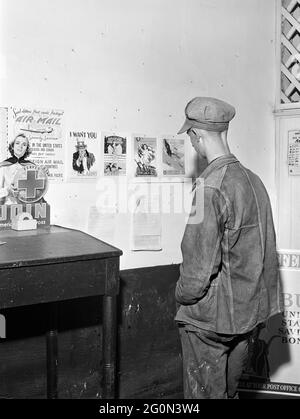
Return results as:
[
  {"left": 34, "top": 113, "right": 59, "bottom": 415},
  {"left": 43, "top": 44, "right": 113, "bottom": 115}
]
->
[
  {"left": 288, "top": 130, "right": 300, "bottom": 176},
  {"left": 130, "top": 192, "right": 162, "bottom": 251}
]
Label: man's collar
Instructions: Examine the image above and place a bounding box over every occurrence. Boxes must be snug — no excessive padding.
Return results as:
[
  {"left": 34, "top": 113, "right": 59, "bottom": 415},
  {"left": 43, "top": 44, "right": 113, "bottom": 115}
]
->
[{"left": 200, "top": 153, "right": 239, "bottom": 179}]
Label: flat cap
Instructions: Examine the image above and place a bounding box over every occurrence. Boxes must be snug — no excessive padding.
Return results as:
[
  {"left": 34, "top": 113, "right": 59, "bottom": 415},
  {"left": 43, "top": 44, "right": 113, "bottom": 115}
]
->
[{"left": 177, "top": 97, "right": 236, "bottom": 134}]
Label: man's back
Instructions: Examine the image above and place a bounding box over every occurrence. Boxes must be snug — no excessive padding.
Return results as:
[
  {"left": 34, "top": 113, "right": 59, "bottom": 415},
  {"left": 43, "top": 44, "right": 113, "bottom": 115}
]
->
[{"left": 175, "top": 155, "right": 282, "bottom": 334}]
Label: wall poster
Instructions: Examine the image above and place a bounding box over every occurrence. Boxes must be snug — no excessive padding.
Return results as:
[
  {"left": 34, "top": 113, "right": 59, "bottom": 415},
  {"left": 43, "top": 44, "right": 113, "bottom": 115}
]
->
[
  {"left": 133, "top": 135, "right": 158, "bottom": 177},
  {"left": 162, "top": 136, "right": 185, "bottom": 176},
  {"left": 11, "top": 107, "right": 65, "bottom": 181},
  {"left": 67, "top": 130, "right": 99, "bottom": 180},
  {"left": 103, "top": 133, "right": 127, "bottom": 176}
]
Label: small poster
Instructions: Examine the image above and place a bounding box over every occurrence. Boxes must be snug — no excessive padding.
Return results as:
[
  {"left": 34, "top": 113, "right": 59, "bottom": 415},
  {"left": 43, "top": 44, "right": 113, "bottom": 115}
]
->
[
  {"left": 162, "top": 137, "right": 185, "bottom": 176},
  {"left": 288, "top": 130, "right": 300, "bottom": 176},
  {"left": 68, "top": 130, "right": 99, "bottom": 179},
  {"left": 134, "top": 135, "right": 158, "bottom": 177},
  {"left": 103, "top": 134, "right": 127, "bottom": 176},
  {"left": 11, "top": 107, "right": 65, "bottom": 181}
]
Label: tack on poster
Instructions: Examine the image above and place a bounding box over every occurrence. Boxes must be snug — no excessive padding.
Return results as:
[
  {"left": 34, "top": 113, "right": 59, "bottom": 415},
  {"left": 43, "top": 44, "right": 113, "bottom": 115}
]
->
[
  {"left": 161, "top": 136, "right": 185, "bottom": 176},
  {"left": 11, "top": 107, "right": 65, "bottom": 181},
  {"left": 67, "top": 130, "right": 99, "bottom": 179},
  {"left": 133, "top": 135, "right": 158, "bottom": 177},
  {"left": 103, "top": 133, "right": 127, "bottom": 176}
]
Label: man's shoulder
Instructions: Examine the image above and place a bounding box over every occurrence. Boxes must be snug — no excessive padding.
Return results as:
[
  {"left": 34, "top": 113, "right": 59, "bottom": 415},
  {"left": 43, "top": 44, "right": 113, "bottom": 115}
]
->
[
  {"left": 205, "top": 161, "right": 262, "bottom": 198},
  {"left": 229, "top": 162, "right": 266, "bottom": 190},
  {"left": 204, "top": 164, "right": 228, "bottom": 190}
]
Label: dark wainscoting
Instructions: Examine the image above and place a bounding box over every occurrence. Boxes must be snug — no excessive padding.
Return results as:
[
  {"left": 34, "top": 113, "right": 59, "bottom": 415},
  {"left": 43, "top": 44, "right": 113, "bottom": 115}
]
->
[{"left": 0, "top": 264, "right": 182, "bottom": 399}]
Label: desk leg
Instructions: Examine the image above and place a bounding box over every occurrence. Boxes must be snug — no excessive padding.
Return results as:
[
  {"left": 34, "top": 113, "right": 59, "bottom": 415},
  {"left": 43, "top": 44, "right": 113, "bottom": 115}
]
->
[
  {"left": 46, "top": 304, "right": 58, "bottom": 399},
  {"left": 103, "top": 295, "right": 117, "bottom": 399}
]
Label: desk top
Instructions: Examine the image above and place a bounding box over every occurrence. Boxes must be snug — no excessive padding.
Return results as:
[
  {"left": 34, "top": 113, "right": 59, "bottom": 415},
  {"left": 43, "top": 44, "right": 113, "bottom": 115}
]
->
[{"left": 0, "top": 225, "right": 122, "bottom": 269}]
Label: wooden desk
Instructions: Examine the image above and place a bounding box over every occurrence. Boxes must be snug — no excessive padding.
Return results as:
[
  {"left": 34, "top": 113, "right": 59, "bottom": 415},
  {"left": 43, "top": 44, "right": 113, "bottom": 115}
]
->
[{"left": 0, "top": 225, "right": 122, "bottom": 399}]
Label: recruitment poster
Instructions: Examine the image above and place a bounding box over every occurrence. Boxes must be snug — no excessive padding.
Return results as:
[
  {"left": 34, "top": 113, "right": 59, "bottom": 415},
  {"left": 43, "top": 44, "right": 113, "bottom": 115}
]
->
[
  {"left": 162, "top": 137, "right": 185, "bottom": 176},
  {"left": 103, "top": 133, "right": 127, "bottom": 176},
  {"left": 67, "top": 130, "right": 99, "bottom": 180},
  {"left": 11, "top": 107, "right": 65, "bottom": 181},
  {"left": 133, "top": 135, "right": 158, "bottom": 177}
]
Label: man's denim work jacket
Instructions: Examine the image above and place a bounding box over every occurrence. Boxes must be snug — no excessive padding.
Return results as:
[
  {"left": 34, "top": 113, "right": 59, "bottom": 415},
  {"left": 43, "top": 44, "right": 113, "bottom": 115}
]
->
[{"left": 175, "top": 154, "right": 283, "bottom": 335}]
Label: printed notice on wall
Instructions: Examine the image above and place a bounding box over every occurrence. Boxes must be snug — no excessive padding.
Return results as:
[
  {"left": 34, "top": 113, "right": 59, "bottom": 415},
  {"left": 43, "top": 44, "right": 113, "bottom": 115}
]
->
[
  {"left": 67, "top": 130, "right": 99, "bottom": 180},
  {"left": 288, "top": 130, "right": 300, "bottom": 176},
  {"left": 130, "top": 190, "right": 162, "bottom": 251},
  {"left": 11, "top": 107, "right": 65, "bottom": 181}
]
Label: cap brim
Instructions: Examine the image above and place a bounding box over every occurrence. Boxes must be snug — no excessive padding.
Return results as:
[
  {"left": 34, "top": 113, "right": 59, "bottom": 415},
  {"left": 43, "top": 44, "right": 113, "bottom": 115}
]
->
[{"left": 177, "top": 119, "right": 193, "bottom": 135}]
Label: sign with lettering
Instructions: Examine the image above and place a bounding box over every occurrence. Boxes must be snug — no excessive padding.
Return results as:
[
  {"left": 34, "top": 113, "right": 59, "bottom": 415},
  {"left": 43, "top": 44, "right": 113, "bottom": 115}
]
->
[
  {"left": 0, "top": 202, "right": 50, "bottom": 229},
  {"left": 67, "top": 130, "right": 100, "bottom": 180},
  {"left": 14, "top": 164, "right": 48, "bottom": 203},
  {"left": 278, "top": 250, "right": 300, "bottom": 270},
  {"left": 0, "top": 165, "right": 50, "bottom": 230},
  {"left": 239, "top": 269, "right": 300, "bottom": 397},
  {"left": 11, "top": 107, "right": 65, "bottom": 181}
]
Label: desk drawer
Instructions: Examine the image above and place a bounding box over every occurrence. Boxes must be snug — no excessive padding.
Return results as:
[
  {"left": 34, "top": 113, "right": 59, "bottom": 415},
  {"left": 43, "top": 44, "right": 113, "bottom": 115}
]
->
[{"left": 0, "top": 257, "right": 119, "bottom": 309}]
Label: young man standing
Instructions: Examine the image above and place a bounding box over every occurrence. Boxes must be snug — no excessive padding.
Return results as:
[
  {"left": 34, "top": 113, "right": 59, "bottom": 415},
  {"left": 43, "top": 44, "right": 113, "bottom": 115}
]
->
[{"left": 175, "top": 97, "right": 282, "bottom": 399}]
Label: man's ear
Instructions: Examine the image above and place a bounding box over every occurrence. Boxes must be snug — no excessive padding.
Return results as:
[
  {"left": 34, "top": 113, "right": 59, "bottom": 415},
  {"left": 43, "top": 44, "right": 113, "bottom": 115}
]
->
[{"left": 193, "top": 130, "right": 202, "bottom": 145}]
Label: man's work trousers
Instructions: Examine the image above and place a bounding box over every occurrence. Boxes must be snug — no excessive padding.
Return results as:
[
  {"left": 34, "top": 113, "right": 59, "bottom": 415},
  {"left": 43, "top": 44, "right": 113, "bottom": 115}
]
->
[{"left": 179, "top": 325, "right": 250, "bottom": 399}]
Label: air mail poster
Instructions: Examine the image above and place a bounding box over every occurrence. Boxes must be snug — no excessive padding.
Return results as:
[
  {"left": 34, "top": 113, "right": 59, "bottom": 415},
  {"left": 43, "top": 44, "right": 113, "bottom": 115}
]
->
[{"left": 11, "top": 107, "right": 65, "bottom": 181}]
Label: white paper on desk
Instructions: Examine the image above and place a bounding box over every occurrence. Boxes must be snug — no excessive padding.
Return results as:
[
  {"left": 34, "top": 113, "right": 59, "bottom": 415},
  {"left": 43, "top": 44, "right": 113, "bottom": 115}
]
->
[
  {"left": 130, "top": 193, "right": 162, "bottom": 251},
  {"left": 87, "top": 205, "right": 116, "bottom": 243}
]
